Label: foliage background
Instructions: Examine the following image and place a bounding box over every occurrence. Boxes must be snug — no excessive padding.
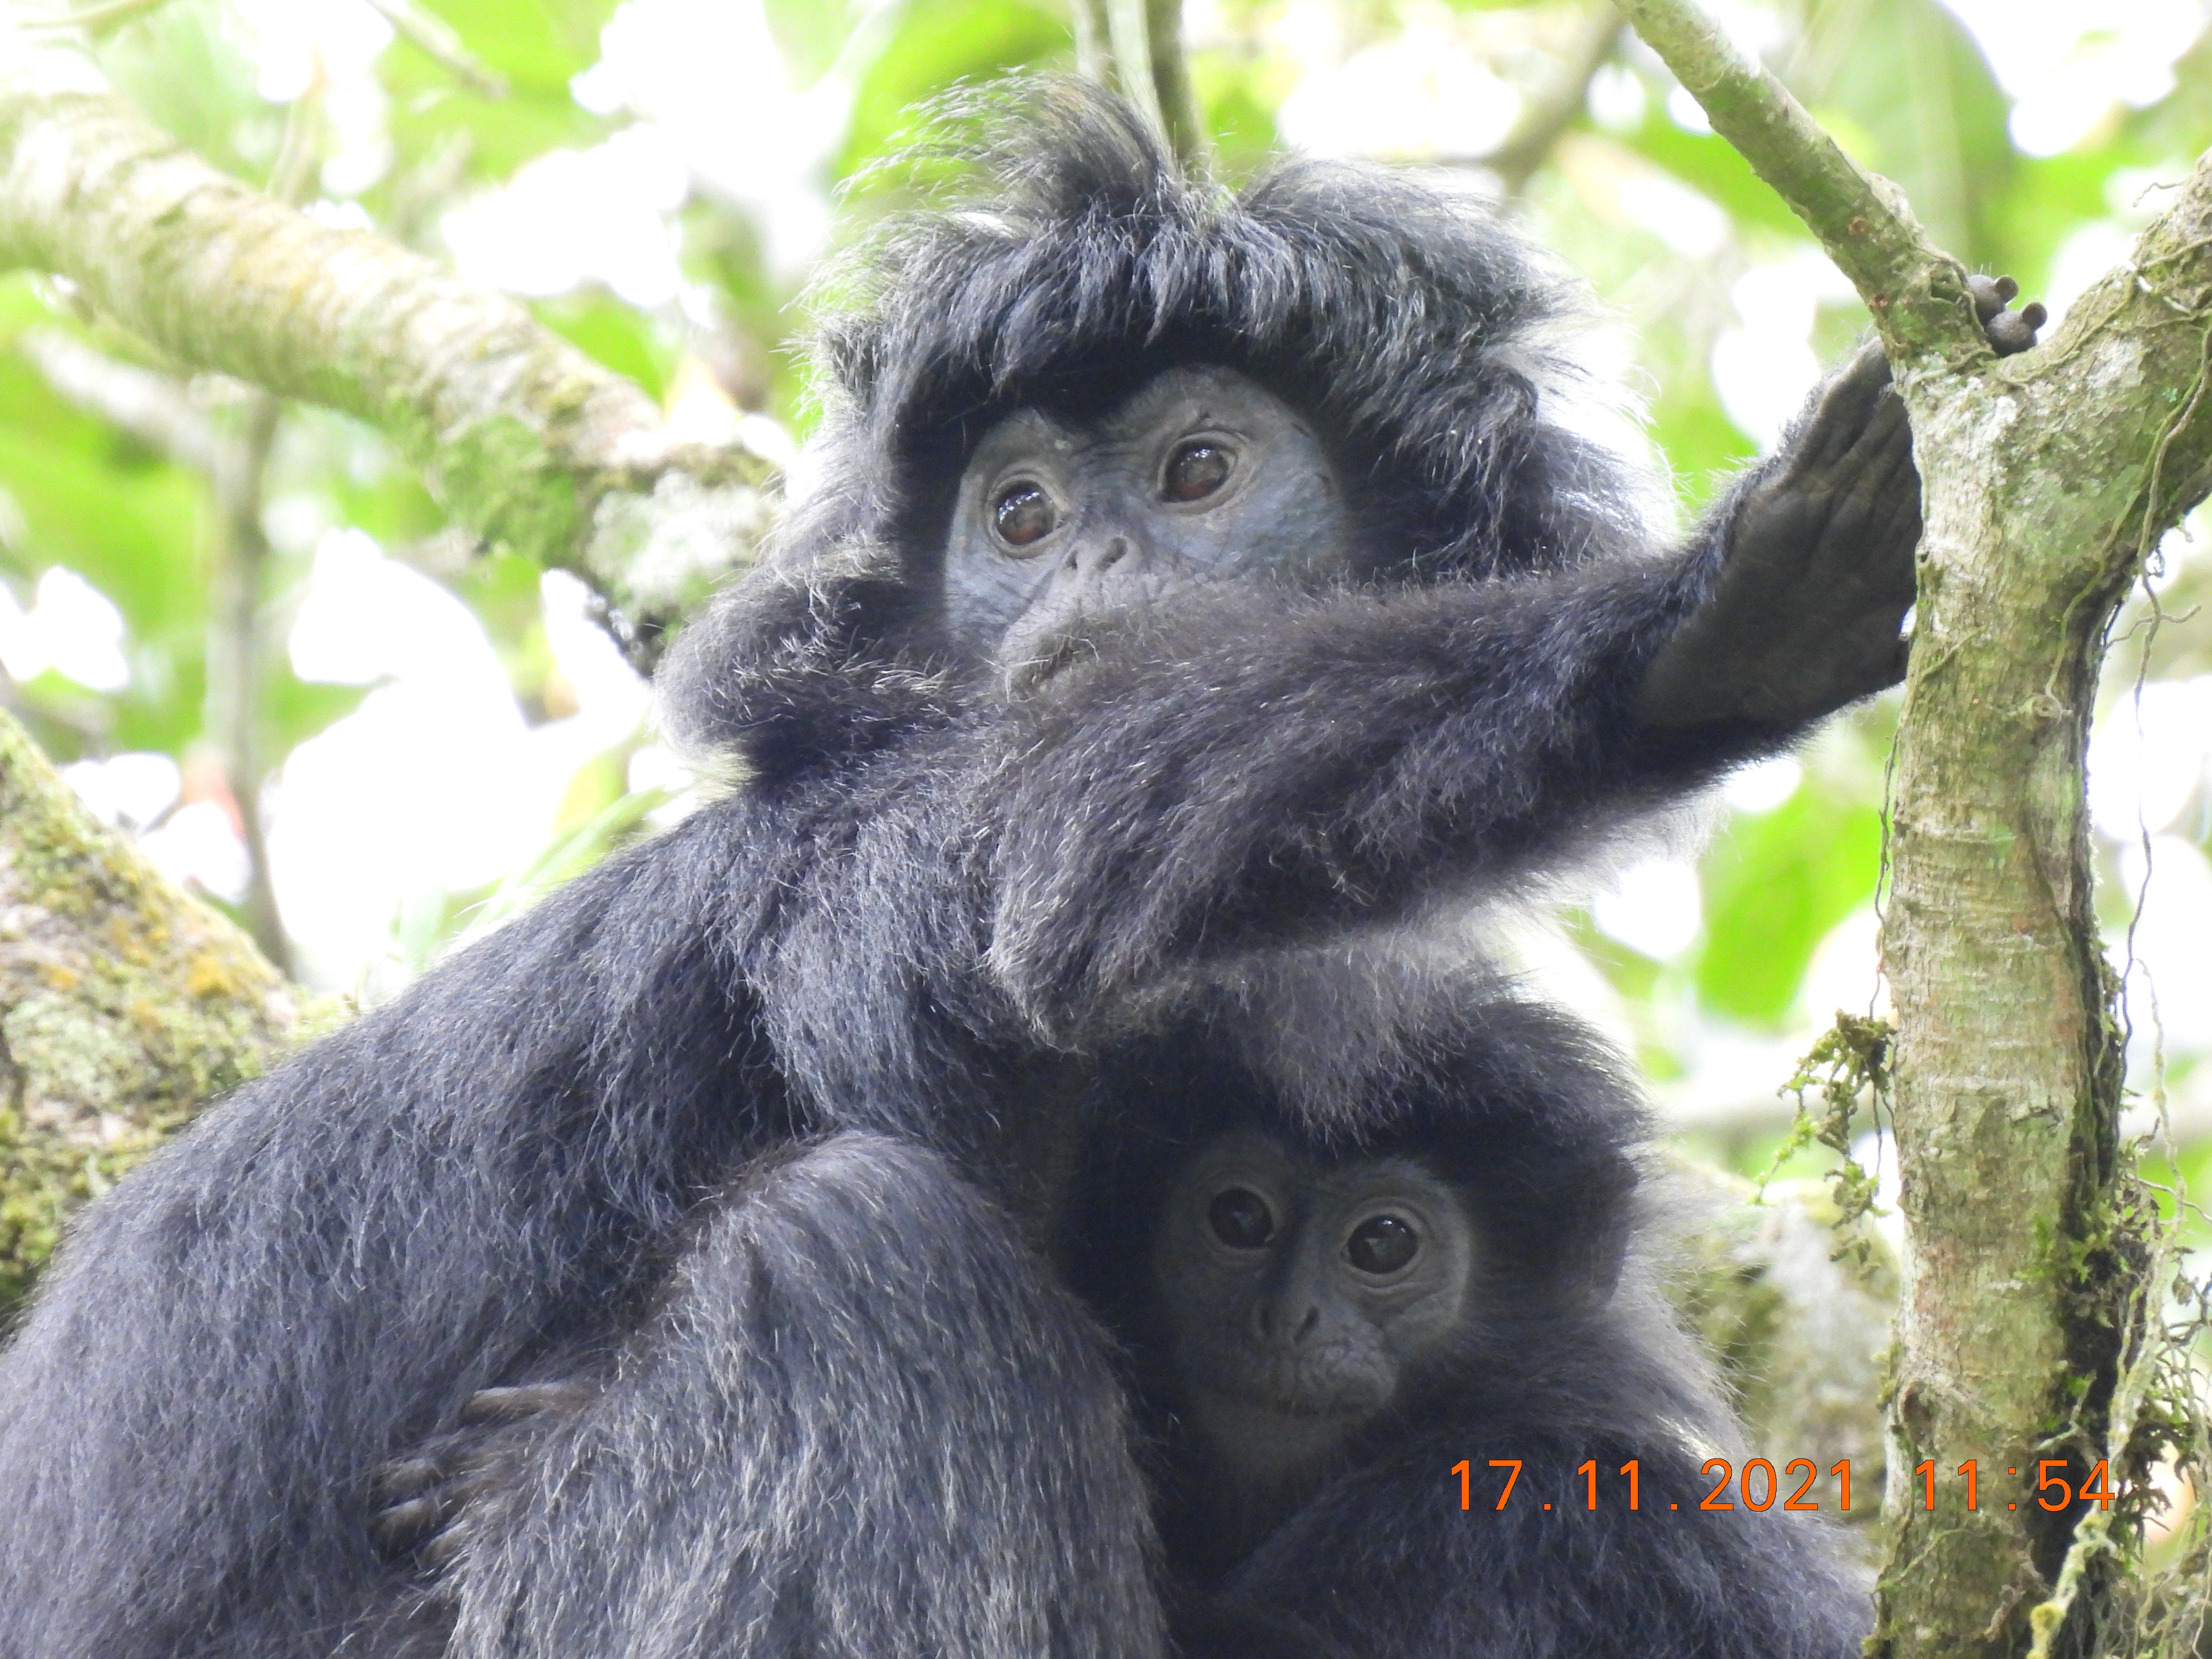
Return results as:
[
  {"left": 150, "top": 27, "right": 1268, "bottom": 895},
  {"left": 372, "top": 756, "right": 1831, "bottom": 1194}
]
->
[{"left": 11, "top": 0, "right": 2212, "bottom": 1251}]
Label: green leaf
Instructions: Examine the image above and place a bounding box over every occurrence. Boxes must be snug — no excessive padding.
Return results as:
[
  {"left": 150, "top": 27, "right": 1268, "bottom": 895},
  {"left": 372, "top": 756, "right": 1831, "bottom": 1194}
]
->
[
  {"left": 767, "top": 0, "right": 863, "bottom": 86},
  {"left": 1622, "top": 118, "right": 1806, "bottom": 240},
  {"left": 261, "top": 669, "right": 373, "bottom": 759},
  {"left": 381, "top": 76, "right": 613, "bottom": 189},
  {"left": 96, "top": 0, "right": 276, "bottom": 186},
  {"left": 837, "top": 0, "right": 1072, "bottom": 182},
  {"left": 415, "top": 0, "right": 621, "bottom": 95},
  {"left": 531, "top": 293, "right": 674, "bottom": 400},
  {"left": 1696, "top": 785, "right": 1883, "bottom": 1027},
  {"left": 1794, "top": 0, "right": 2016, "bottom": 264}
]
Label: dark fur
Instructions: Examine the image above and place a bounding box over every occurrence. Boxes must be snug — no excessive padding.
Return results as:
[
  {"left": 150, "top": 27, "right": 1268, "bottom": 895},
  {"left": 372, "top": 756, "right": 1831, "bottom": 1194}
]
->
[
  {"left": 0, "top": 87, "right": 1871, "bottom": 1658},
  {"left": 1067, "top": 1006, "right": 1868, "bottom": 1657}
]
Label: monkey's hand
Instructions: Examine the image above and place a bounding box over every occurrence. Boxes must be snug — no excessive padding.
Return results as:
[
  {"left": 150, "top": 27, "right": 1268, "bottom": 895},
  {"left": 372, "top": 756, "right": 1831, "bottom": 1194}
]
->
[
  {"left": 1635, "top": 274, "right": 2044, "bottom": 730},
  {"left": 368, "top": 1381, "right": 590, "bottom": 1570}
]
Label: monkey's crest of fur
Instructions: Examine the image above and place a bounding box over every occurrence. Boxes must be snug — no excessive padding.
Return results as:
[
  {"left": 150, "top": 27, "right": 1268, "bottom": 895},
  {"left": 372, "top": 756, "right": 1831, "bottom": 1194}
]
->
[{"left": 662, "top": 82, "right": 1647, "bottom": 770}]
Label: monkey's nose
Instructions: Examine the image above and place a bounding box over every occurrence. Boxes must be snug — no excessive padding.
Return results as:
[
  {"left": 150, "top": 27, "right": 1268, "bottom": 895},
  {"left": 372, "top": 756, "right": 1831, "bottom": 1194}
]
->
[
  {"left": 1256, "top": 1301, "right": 1322, "bottom": 1344},
  {"left": 1066, "top": 535, "right": 1133, "bottom": 577}
]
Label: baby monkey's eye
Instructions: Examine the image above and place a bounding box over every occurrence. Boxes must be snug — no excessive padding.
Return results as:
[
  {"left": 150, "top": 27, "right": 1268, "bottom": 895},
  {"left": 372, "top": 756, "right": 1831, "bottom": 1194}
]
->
[
  {"left": 992, "top": 481, "right": 1058, "bottom": 549},
  {"left": 1345, "top": 1214, "right": 1419, "bottom": 1276},
  {"left": 1162, "top": 441, "right": 1233, "bottom": 503},
  {"left": 1208, "top": 1187, "right": 1274, "bottom": 1249}
]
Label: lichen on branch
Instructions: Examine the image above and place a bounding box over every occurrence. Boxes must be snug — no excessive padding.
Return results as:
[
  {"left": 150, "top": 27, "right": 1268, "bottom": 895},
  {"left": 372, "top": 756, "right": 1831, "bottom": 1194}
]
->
[{"left": 0, "top": 709, "right": 297, "bottom": 1312}]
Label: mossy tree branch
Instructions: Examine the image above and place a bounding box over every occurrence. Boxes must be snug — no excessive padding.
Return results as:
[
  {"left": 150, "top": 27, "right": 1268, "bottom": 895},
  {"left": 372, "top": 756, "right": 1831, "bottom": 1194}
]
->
[
  {"left": 0, "top": 20, "right": 776, "bottom": 666},
  {"left": 0, "top": 707, "right": 296, "bottom": 1314},
  {"left": 1616, "top": 0, "right": 2212, "bottom": 1649}
]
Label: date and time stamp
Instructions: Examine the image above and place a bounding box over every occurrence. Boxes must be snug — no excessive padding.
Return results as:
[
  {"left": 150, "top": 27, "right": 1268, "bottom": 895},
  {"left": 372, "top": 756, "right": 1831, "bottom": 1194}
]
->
[{"left": 1453, "top": 1456, "right": 2127, "bottom": 1515}]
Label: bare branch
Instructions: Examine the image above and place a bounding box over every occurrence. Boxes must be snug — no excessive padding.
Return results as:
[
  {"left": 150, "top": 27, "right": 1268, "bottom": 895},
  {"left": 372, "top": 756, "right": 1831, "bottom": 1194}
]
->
[
  {"left": 1080, "top": 0, "right": 1206, "bottom": 168},
  {"left": 1143, "top": 0, "right": 1205, "bottom": 168},
  {"left": 1610, "top": 0, "right": 1979, "bottom": 359}
]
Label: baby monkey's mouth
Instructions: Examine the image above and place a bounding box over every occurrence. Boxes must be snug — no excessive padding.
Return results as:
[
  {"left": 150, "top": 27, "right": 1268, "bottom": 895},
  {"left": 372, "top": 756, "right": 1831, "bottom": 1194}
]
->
[{"left": 1000, "top": 628, "right": 1099, "bottom": 697}]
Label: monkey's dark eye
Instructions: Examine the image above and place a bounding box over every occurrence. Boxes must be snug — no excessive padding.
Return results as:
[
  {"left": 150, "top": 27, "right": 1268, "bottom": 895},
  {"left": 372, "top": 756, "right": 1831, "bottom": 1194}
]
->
[
  {"left": 1208, "top": 1188, "right": 1274, "bottom": 1249},
  {"left": 992, "top": 482, "right": 1059, "bottom": 550},
  {"left": 1345, "top": 1215, "right": 1419, "bottom": 1276},
  {"left": 1162, "top": 441, "right": 1233, "bottom": 504}
]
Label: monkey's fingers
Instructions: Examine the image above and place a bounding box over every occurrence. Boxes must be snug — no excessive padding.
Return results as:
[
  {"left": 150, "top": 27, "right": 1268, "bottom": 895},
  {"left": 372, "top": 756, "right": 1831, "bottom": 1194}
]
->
[
  {"left": 370, "top": 1491, "right": 451, "bottom": 1554},
  {"left": 1826, "top": 375, "right": 1911, "bottom": 490},
  {"left": 1794, "top": 341, "right": 1896, "bottom": 476},
  {"left": 371, "top": 1454, "right": 446, "bottom": 1503},
  {"left": 1986, "top": 303, "right": 2046, "bottom": 357},
  {"left": 1968, "top": 274, "right": 2046, "bottom": 357},
  {"left": 460, "top": 1381, "right": 594, "bottom": 1425}
]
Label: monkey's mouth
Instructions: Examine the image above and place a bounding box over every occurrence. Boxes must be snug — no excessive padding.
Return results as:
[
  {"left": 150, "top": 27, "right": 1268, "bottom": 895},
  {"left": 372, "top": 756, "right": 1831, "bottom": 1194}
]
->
[
  {"left": 1202, "top": 1351, "right": 1393, "bottom": 1420},
  {"left": 1000, "top": 629, "right": 1098, "bottom": 697}
]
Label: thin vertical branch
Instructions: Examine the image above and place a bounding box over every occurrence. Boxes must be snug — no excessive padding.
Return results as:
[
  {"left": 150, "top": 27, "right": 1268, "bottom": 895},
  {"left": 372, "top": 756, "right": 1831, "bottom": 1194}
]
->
[
  {"left": 1079, "top": 0, "right": 1205, "bottom": 167},
  {"left": 198, "top": 80, "right": 319, "bottom": 974},
  {"left": 1143, "top": 0, "right": 1205, "bottom": 167},
  {"left": 205, "top": 392, "right": 287, "bottom": 974},
  {"left": 1071, "top": 0, "right": 1109, "bottom": 83}
]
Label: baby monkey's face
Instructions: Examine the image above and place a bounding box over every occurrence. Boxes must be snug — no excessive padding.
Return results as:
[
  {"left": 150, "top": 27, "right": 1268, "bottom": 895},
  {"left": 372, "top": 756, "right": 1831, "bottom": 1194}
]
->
[{"left": 1152, "top": 1130, "right": 1477, "bottom": 1482}]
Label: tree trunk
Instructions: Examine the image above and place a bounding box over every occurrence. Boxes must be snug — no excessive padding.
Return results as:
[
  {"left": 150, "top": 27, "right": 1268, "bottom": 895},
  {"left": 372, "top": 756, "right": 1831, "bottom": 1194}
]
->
[
  {"left": 1615, "top": 0, "right": 2212, "bottom": 1649},
  {"left": 1876, "top": 182, "right": 2212, "bottom": 1653}
]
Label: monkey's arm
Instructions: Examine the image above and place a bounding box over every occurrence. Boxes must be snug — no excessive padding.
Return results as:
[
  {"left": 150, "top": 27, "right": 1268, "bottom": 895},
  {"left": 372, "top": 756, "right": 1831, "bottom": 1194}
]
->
[
  {"left": 429, "top": 1135, "right": 1166, "bottom": 1659},
  {"left": 986, "top": 552, "right": 1786, "bottom": 1030},
  {"left": 0, "top": 806, "right": 800, "bottom": 1658},
  {"left": 983, "top": 282, "right": 2040, "bottom": 1031}
]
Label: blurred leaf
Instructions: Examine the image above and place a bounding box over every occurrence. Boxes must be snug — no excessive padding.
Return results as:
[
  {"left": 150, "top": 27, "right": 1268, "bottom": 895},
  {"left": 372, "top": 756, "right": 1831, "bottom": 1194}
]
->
[
  {"left": 1194, "top": 56, "right": 1283, "bottom": 172},
  {"left": 1651, "top": 394, "right": 1755, "bottom": 513},
  {"left": 261, "top": 670, "right": 372, "bottom": 758},
  {"left": 96, "top": 0, "right": 279, "bottom": 186},
  {"left": 1697, "top": 787, "right": 1883, "bottom": 1027},
  {"left": 417, "top": 0, "right": 620, "bottom": 93},
  {"left": 531, "top": 292, "right": 675, "bottom": 400},
  {"left": 382, "top": 74, "right": 612, "bottom": 187},
  {"left": 467, "top": 771, "right": 669, "bottom": 935},
  {"left": 767, "top": 0, "right": 863, "bottom": 85},
  {"left": 1793, "top": 0, "right": 2015, "bottom": 264},
  {"left": 837, "top": 0, "right": 1072, "bottom": 181},
  {"left": 383, "top": 0, "right": 619, "bottom": 189},
  {"left": 1622, "top": 118, "right": 1805, "bottom": 240},
  {"left": 0, "top": 426, "right": 206, "bottom": 639},
  {"left": 452, "top": 550, "right": 558, "bottom": 710}
]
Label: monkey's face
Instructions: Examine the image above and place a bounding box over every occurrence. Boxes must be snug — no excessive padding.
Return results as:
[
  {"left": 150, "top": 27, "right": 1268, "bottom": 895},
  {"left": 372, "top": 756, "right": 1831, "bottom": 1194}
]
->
[
  {"left": 1152, "top": 1130, "right": 1476, "bottom": 1480},
  {"left": 941, "top": 366, "right": 1353, "bottom": 691}
]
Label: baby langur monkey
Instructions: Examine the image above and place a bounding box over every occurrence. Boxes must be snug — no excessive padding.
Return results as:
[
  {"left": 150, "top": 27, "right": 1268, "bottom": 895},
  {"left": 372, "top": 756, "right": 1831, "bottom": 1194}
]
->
[{"left": 1150, "top": 1129, "right": 1479, "bottom": 1561}]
